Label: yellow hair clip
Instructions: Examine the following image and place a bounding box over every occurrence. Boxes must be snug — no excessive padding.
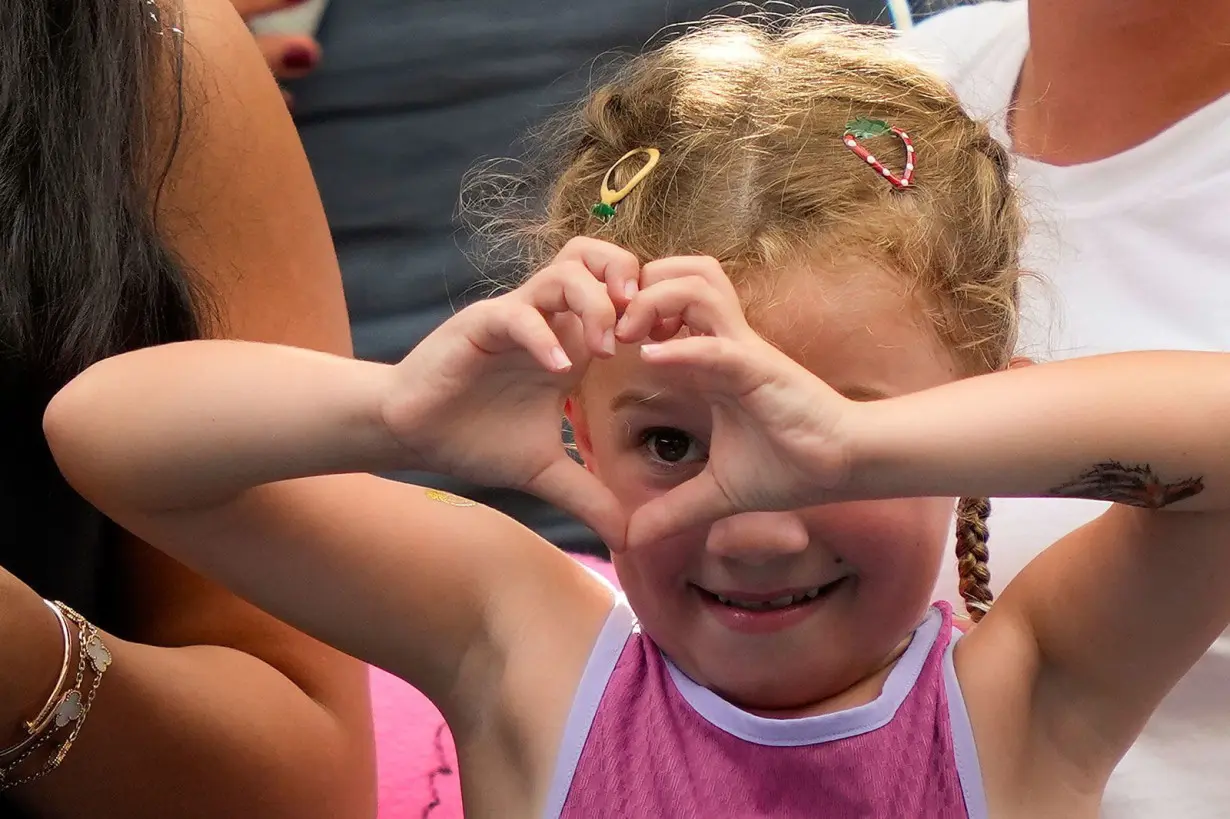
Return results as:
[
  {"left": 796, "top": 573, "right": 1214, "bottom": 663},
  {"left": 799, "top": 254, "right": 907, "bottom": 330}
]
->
[{"left": 591, "top": 147, "right": 661, "bottom": 222}]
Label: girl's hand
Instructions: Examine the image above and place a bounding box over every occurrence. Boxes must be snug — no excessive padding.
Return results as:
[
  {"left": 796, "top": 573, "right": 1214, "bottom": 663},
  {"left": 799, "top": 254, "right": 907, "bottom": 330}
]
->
[
  {"left": 615, "top": 257, "right": 858, "bottom": 549},
  {"left": 383, "top": 238, "right": 640, "bottom": 548}
]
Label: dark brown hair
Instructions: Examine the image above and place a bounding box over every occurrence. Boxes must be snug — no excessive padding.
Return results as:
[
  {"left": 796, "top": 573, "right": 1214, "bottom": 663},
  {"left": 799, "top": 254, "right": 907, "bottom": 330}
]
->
[{"left": 0, "top": 0, "right": 208, "bottom": 391}]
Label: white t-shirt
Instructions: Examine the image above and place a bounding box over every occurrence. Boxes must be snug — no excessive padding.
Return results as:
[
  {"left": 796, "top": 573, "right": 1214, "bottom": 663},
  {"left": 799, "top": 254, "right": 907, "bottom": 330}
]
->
[{"left": 902, "top": 2, "right": 1230, "bottom": 815}]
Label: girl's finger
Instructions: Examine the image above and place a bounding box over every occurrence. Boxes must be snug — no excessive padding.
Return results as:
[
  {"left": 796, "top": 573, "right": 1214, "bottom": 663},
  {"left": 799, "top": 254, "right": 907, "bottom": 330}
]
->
[
  {"left": 554, "top": 236, "right": 644, "bottom": 310},
  {"left": 626, "top": 469, "right": 733, "bottom": 550},
  {"left": 526, "top": 455, "right": 628, "bottom": 552},
  {"left": 469, "top": 301, "right": 572, "bottom": 372},
  {"left": 648, "top": 317, "right": 684, "bottom": 342},
  {"left": 615, "top": 276, "right": 745, "bottom": 343},
  {"left": 525, "top": 261, "right": 618, "bottom": 357},
  {"left": 640, "top": 256, "right": 741, "bottom": 302},
  {"left": 638, "top": 335, "right": 770, "bottom": 395}
]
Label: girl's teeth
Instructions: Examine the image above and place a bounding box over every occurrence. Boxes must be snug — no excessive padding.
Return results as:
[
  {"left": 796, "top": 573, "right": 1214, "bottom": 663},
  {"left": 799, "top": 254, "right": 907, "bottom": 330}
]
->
[{"left": 713, "top": 586, "right": 826, "bottom": 611}]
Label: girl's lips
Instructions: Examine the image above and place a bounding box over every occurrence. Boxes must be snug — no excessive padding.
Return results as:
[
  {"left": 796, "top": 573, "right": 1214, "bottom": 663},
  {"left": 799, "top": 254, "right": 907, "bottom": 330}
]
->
[
  {"left": 693, "top": 577, "right": 850, "bottom": 635},
  {"left": 699, "top": 583, "right": 838, "bottom": 603}
]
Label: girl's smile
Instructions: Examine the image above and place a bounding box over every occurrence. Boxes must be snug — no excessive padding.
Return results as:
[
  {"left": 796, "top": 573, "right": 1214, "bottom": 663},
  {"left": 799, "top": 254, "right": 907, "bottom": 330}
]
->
[{"left": 692, "top": 575, "right": 854, "bottom": 635}]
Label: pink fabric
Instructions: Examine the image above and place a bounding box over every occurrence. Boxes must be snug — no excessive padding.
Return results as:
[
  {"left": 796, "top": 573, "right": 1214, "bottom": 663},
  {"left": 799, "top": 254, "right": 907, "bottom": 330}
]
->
[
  {"left": 369, "top": 554, "right": 619, "bottom": 819},
  {"left": 560, "top": 604, "right": 969, "bottom": 818}
]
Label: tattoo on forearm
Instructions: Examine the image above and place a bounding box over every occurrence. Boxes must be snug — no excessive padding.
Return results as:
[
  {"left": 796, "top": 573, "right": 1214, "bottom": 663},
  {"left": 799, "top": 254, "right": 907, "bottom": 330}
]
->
[{"left": 1044, "top": 461, "right": 1205, "bottom": 509}]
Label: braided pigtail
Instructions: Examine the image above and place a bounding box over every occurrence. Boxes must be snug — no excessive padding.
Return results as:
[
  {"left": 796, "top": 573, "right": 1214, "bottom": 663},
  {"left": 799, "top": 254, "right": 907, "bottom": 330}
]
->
[{"left": 955, "top": 497, "right": 993, "bottom": 622}]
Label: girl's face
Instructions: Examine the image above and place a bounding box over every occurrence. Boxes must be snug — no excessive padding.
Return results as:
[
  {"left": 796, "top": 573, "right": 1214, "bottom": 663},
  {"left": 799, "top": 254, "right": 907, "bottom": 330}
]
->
[{"left": 569, "top": 260, "right": 962, "bottom": 714}]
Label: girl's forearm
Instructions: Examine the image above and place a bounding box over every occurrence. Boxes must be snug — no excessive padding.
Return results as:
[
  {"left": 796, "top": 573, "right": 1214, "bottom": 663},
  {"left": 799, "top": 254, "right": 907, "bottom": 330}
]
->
[
  {"left": 848, "top": 352, "right": 1230, "bottom": 511},
  {"left": 44, "top": 341, "right": 402, "bottom": 512}
]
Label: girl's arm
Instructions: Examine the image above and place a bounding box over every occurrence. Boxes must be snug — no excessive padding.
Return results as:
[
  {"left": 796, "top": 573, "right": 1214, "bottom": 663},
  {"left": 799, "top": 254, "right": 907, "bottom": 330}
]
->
[
  {"left": 43, "top": 338, "right": 609, "bottom": 741},
  {"left": 848, "top": 351, "right": 1230, "bottom": 778},
  {"left": 42, "top": 236, "right": 627, "bottom": 753}
]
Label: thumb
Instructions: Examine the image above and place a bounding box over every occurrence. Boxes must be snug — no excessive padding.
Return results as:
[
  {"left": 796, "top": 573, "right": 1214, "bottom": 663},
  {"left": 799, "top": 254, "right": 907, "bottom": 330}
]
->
[
  {"left": 527, "top": 457, "right": 628, "bottom": 552},
  {"left": 626, "top": 470, "right": 734, "bottom": 550}
]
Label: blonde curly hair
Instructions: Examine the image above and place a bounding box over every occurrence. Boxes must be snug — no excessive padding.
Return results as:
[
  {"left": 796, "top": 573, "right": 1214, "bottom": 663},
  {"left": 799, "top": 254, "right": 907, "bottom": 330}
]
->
[{"left": 465, "top": 11, "right": 1024, "bottom": 620}]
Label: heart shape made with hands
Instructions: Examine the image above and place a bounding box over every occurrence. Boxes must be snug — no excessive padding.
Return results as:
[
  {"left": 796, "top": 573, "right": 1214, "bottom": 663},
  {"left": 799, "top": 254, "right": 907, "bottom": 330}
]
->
[
  {"left": 383, "top": 238, "right": 648, "bottom": 549},
  {"left": 610, "top": 255, "right": 853, "bottom": 550},
  {"left": 385, "top": 238, "right": 852, "bottom": 552}
]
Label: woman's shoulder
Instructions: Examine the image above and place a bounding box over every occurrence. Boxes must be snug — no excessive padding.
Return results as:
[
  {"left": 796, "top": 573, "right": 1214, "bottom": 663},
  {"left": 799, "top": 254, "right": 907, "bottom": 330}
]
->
[{"left": 158, "top": 0, "right": 353, "bottom": 353}]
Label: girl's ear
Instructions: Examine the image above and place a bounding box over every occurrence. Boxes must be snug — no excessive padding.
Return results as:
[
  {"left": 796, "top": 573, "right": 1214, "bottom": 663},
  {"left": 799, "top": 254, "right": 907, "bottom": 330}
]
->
[{"left": 564, "top": 397, "right": 597, "bottom": 472}]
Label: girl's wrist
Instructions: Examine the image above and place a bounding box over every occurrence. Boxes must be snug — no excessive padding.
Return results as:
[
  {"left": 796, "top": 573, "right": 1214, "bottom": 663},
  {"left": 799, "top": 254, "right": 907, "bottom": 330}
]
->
[
  {"left": 835, "top": 396, "right": 932, "bottom": 502},
  {"left": 784, "top": 394, "right": 887, "bottom": 505}
]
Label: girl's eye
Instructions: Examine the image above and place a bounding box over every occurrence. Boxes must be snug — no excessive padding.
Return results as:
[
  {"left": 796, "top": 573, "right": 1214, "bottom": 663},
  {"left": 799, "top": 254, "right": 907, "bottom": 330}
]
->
[{"left": 640, "top": 427, "right": 706, "bottom": 466}]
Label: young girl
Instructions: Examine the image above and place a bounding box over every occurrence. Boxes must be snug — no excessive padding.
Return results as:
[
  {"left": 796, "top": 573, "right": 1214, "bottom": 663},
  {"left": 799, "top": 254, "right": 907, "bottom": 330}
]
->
[{"left": 43, "top": 16, "right": 1230, "bottom": 818}]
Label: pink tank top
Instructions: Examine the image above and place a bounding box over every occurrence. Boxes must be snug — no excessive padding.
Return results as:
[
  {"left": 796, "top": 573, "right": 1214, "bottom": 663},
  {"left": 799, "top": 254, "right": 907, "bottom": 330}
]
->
[{"left": 543, "top": 600, "right": 986, "bottom": 818}]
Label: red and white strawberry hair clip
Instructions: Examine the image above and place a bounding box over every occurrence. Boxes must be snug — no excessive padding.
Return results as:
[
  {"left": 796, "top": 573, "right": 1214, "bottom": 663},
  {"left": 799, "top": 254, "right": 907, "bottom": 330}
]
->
[{"left": 842, "top": 117, "right": 915, "bottom": 190}]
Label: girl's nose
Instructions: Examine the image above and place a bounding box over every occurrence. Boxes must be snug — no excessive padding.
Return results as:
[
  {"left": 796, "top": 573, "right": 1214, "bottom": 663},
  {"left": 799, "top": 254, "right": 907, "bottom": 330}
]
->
[{"left": 705, "top": 511, "right": 810, "bottom": 565}]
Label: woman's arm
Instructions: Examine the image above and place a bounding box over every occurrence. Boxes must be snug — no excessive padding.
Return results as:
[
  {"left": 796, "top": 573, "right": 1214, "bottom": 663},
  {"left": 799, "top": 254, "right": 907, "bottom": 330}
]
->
[
  {"left": 6, "top": 1, "right": 380, "bottom": 815},
  {"left": 0, "top": 565, "right": 374, "bottom": 819},
  {"left": 849, "top": 351, "right": 1230, "bottom": 776}
]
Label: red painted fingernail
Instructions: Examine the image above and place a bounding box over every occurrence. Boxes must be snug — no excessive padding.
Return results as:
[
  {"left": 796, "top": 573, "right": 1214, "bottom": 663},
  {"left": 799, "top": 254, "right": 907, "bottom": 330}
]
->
[{"left": 282, "top": 48, "right": 317, "bottom": 71}]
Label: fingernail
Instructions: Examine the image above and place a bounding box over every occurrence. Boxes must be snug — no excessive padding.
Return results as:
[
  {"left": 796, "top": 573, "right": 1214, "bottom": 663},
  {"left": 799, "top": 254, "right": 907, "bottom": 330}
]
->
[
  {"left": 550, "top": 347, "right": 573, "bottom": 371},
  {"left": 614, "top": 314, "right": 629, "bottom": 337},
  {"left": 601, "top": 329, "right": 616, "bottom": 356},
  {"left": 640, "top": 344, "right": 662, "bottom": 358},
  {"left": 624, "top": 280, "right": 638, "bottom": 299},
  {"left": 282, "top": 48, "right": 317, "bottom": 71}
]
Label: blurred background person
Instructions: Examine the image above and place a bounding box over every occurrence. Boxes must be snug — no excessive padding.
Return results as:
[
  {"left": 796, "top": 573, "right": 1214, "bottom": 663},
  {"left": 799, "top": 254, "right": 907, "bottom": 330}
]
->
[{"left": 902, "top": 1, "right": 1230, "bottom": 816}]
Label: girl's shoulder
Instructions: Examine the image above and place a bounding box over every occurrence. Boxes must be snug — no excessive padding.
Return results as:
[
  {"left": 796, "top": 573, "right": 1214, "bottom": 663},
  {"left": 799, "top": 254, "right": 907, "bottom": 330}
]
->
[
  {"left": 951, "top": 593, "right": 1097, "bottom": 816},
  {"left": 454, "top": 551, "right": 621, "bottom": 816}
]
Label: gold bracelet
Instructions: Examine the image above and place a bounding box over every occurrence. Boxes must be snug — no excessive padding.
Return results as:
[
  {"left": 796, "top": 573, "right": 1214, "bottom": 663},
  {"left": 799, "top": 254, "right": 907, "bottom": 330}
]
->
[
  {"left": 0, "top": 601, "right": 72, "bottom": 760},
  {"left": 46, "top": 603, "right": 110, "bottom": 768},
  {"left": 0, "top": 602, "right": 111, "bottom": 792}
]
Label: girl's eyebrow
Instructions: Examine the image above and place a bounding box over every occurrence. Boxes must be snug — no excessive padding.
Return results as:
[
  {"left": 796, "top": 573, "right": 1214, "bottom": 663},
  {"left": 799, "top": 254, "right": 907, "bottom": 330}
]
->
[
  {"left": 610, "top": 384, "right": 892, "bottom": 410},
  {"left": 609, "top": 388, "right": 677, "bottom": 412}
]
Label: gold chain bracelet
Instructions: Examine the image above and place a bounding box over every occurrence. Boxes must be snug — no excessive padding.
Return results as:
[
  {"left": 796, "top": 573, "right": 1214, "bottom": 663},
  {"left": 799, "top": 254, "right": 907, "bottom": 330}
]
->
[
  {"left": 0, "top": 601, "right": 72, "bottom": 760},
  {"left": 0, "top": 602, "right": 111, "bottom": 792}
]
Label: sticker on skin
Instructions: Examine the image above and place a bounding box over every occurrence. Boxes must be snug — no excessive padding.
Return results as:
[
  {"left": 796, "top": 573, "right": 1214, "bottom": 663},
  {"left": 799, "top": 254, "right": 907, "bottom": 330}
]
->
[{"left": 424, "top": 488, "right": 478, "bottom": 507}]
